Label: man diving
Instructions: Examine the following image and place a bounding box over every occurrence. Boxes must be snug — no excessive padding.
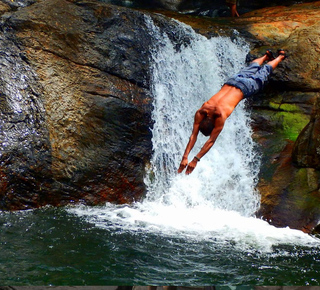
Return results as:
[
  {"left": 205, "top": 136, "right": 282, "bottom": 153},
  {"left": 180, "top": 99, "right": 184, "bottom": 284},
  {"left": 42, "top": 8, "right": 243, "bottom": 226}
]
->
[{"left": 178, "top": 49, "right": 286, "bottom": 175}]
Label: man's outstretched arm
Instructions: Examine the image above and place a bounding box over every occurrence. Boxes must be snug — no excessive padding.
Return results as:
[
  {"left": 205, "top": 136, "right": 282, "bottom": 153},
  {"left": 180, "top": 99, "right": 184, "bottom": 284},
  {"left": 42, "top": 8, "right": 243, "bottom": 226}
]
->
[
  {"left": 185, "top": 115, "right": 225, "bottom": 175},
  {"left": 177, "top": 110, "right": 204, "bottom": 173}
]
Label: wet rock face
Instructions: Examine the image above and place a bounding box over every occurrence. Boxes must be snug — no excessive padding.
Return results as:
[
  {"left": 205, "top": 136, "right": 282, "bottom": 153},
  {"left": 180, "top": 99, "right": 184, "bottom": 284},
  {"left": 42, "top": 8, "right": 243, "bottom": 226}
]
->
[
  {"left": 292, "top": 95, "right": 320, "bottom": 169},
  {"left": 0, "top": 0, "right": 159, "bottom": 209},
  {"left": 0, "top": 32, "right": 52, "bottom": 210}
]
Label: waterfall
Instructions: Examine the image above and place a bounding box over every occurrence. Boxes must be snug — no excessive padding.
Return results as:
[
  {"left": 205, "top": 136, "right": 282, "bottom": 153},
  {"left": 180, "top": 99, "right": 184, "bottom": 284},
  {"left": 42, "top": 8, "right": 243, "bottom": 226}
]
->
[
  {"left": 70, "top": 17, "right": 319, "bottom": 252},
  {"left": 144, "top": 17, "right": 260, "bottom": 217}
]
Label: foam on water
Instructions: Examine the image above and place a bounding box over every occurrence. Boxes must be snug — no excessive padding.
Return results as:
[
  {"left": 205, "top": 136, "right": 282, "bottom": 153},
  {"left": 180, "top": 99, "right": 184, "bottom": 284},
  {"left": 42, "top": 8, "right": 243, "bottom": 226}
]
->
[
  {"left": 70, "top": 202, "right": 320, "bottom": 253},
  {"left": 69, "top": 17, "right": 320, "bottom": 252}
]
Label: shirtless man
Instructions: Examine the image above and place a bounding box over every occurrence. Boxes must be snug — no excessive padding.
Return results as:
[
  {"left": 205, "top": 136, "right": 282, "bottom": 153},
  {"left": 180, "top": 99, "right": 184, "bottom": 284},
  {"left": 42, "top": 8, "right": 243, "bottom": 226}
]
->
[{"left": 178, "top": 50, "right": 286, "bottom": 175}]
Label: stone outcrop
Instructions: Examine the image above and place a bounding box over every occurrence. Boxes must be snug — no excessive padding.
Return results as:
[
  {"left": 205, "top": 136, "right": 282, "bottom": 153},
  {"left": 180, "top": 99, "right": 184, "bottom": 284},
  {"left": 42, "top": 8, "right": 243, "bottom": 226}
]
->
[
  {"left": 293, "top": 95, "right": 320, "bottom": 169},
  {"left": 111, "top": 0, "right": 320, "bottom": 16},
  {"left": 0, "top": 0, "right": 158, "bottom": 209},
  {"left": 229, "top": 2, "right": 320, "bottom": 232}
]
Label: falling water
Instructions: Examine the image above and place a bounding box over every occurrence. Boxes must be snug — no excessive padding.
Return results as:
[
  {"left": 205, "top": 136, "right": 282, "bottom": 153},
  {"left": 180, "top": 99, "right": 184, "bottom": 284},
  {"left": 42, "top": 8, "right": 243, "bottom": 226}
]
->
[
  {"left": 144, "top": 17, "right": 260, "bottom": 216},
  {"left": 70, "top": 17, "right": 319, "bottom": 252}
]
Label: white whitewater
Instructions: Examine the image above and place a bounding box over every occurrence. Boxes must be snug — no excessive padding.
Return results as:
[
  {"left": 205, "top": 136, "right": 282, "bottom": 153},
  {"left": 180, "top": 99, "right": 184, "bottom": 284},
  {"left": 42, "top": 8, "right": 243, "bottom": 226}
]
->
[
  {"left": 144, "top": 17, "right": 260, "bottom": 216},
  {"left": 70, "top": 17, "right": 319, "bottom": 252}
]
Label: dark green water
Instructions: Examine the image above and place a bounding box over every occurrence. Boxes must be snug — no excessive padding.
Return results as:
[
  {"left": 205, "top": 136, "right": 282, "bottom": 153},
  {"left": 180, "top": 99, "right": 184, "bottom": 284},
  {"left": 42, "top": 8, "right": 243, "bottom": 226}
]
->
[{"left": 0, "top": 206, "right": 320, "bottom": 286}]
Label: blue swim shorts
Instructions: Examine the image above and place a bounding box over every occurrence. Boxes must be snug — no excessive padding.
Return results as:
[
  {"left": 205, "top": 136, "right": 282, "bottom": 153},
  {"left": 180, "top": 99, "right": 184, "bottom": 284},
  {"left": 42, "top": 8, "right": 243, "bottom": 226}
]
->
[{"left": 225, "top": 62, "right": 273, "bottom": 98}]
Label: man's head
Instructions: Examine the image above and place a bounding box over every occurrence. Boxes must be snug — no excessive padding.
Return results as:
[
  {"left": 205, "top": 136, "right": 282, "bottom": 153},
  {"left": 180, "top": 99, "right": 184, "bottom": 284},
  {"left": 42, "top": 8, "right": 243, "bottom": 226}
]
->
[{"left": 199, "top": 116, "right": 214, "bottom": 136}]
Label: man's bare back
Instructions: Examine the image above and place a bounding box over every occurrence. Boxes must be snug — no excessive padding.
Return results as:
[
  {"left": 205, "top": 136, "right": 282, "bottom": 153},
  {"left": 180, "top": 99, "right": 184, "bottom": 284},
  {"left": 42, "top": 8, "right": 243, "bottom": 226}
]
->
[{"left": 202, "top": 85, "right": 244, "bottom": 118}]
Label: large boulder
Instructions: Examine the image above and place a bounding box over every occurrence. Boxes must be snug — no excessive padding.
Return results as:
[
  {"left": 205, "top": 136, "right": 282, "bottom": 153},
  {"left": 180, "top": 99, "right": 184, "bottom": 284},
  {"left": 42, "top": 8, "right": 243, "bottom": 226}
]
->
[
  {"left": 0, "top": 32, "right": 52, "bottom": 210},
  {"left": 0, "top": 0, "right": 157, "bottom": 209}
]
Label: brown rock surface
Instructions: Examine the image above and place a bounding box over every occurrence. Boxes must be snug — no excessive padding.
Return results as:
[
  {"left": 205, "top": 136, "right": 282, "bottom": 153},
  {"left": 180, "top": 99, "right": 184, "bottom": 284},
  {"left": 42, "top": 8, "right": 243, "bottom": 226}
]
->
[
  {"left": 0, "top": 0, "right": 155, "bottom": 208},
  {"left": 233, "top": 2, "right": 320, "bottom": 232}
]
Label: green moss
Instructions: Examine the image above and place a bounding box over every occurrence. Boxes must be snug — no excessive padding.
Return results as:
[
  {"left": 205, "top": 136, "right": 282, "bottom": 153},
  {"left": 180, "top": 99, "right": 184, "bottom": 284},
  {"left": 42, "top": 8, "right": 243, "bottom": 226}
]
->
[
  {"left": 276, "top": 111, "right": 309, "bottom": 141},
  {"left": 266, "top": 102, "right": 310, "bottom": 141},
  {"left": 269, "top": 101, "right": 280, "bottom": 110},
  {"left": 269, "top": 101, "right": 301, "bottom": 112},
  {"left": 279, "top": 103, "right": 300, "bottom": 112},
  {"left": 289, "top": 168, "right": 309, "bottom": 193}
]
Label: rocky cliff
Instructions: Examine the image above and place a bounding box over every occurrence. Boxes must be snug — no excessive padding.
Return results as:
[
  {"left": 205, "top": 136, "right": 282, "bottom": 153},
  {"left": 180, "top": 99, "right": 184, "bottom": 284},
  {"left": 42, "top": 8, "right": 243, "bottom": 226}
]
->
[
  {"left": 0, "top": 0, "right": 157, "bottom": 209},
  {"left": 0, "top": 0, "right": 319, "bottom": 233},
  {"left": 233, "top": 2, "right": 320, "bottom": 233}
]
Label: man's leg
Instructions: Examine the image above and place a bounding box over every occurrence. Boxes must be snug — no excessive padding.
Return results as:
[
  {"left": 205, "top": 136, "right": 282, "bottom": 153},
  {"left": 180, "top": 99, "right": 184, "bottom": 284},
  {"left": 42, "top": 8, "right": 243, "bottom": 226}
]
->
[
  {"left": 247, "top": 50, "right": 286, "bottom": 93},
  {"left": 226, "top": 0, "right": 239, "bottom": 17},
  {"left": 228, "top": 3, "right": 239, "bottom": 17},
  {"left": 224, "top": 50, "right": 285, "bottom": 98},
  {"left": 251, "top": 52, "right": 272, "bottom": 66},
  {"left": 237, "top": 51, "right": 274, "bottom": 77},
  {"left": 247, "top": 50, "right": 286, "bottom": 81}
]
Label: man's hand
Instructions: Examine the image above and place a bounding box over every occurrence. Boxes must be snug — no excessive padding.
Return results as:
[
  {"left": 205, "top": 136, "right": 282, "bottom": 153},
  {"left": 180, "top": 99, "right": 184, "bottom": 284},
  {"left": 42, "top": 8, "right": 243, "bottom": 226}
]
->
[
  {"left": 177, "top": 157, "right": 188, "bottom": 173},
  {"left": 185, "top": 159, "right": 198, "bottom": 175}
]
